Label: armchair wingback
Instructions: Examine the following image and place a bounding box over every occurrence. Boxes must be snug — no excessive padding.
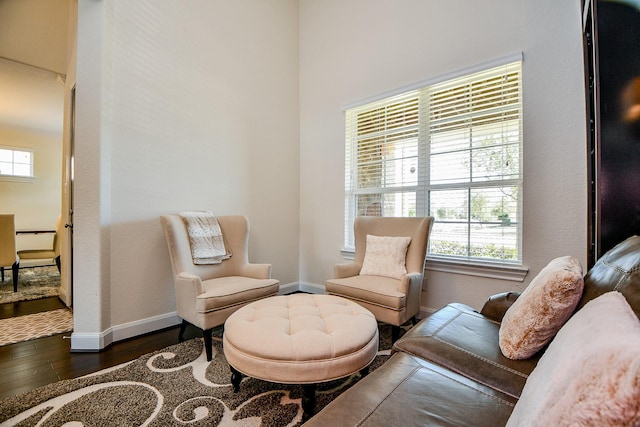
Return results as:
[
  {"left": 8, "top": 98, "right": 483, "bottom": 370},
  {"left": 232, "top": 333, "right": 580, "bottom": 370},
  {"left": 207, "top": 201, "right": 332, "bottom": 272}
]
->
[
  {"left": 160, "top": 214, "right": 280, "bottom": 360},
  {"left": 326, "top": 216, "right": 434, "bottom": 341}
]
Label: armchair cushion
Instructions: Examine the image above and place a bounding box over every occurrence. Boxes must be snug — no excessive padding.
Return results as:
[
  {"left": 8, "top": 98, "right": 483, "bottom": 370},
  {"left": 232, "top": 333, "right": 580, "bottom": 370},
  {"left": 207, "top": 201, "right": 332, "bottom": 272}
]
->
[
  {"left": 196, "top": 276, "right": 280, "bottom": 312},
  {"left": 326, "top": 275, "right": 405, "bottom": 311},
  {"left": 499, "top": 256, "right": 584, "bottom": 360},
  {"left": 360, "top": 235, "right": 411, "bottom": 279}
]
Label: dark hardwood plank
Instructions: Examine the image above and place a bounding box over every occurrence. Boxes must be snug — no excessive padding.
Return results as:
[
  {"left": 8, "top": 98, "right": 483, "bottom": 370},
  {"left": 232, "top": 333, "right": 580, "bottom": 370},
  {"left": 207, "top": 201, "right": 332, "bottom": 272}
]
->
[
  {"left": 0, "top": 298, "right": 205, "bottom": 401},
  {"left": 0, "top": 296, "right": 66, "bottom": 320}
]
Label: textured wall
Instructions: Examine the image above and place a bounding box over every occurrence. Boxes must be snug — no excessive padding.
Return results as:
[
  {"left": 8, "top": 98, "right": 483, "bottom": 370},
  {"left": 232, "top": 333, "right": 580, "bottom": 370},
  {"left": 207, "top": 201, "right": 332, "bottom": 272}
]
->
[{"left": 299, "top": 0, "right": 588, "bottom": 311}]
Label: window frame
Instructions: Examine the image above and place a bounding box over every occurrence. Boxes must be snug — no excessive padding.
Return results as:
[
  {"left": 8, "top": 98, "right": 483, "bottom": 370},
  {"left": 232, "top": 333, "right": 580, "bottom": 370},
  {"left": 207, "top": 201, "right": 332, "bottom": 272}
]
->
[
  {"left": 0, "top": 145, "right": 35, "bottom": 182},
  {"left": 343, "top": 54, "right": 527, "bottom": 278}
]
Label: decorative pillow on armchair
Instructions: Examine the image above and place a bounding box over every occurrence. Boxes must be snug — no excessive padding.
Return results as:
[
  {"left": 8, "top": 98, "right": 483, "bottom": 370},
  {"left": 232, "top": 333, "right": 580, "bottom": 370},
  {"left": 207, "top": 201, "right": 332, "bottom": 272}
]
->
[
  {"left": 359, "top": 235, "right": 411, "bottom": 280},
  {"left": 506, "top": 291, "right": 640, "bottom": 426},
  {"left": 499, "top": 256, "right": 584, "bottom": 360}
]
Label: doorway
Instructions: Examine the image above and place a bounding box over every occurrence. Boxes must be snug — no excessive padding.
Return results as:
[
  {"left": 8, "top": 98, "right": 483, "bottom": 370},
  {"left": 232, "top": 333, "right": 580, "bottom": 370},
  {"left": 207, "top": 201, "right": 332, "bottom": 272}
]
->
[{"left": 0, "top": 0, "right": 76, "bottom": 315}]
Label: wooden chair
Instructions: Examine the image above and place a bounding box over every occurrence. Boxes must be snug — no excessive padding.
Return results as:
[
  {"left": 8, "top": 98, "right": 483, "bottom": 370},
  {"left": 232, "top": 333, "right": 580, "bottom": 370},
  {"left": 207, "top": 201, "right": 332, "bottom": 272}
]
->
[
  {"left": 17, "top": 215, "right": 62, "bottom": 273},
  {"left": 0, "top": 214, "right": 19, "bottom": 291}
]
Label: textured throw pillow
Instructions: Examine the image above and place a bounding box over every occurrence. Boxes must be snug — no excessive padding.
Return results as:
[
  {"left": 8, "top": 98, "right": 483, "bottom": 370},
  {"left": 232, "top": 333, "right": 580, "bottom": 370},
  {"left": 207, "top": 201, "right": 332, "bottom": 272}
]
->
[
  {"left": 359, "top": 235, "right": 411, "bottom": 280},
  {"left": 506, "top": 291, "right": 640, "bottom": 427},
  {"left": 499, "top": 256, "right": 584, "bottom": 360}
]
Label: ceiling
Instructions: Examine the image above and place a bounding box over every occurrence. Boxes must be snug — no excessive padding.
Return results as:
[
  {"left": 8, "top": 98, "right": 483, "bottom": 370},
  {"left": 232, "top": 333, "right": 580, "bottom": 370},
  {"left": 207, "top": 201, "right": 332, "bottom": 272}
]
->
[{"left": 0, "top": 0, "right": 72, "bottom": 133}]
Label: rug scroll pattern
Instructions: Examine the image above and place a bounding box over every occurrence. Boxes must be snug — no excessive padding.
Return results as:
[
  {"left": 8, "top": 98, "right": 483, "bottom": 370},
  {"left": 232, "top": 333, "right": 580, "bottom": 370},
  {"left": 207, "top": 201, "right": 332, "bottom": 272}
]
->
[{"left": 0, "top": 327, "right": 396, "bottom": 427}]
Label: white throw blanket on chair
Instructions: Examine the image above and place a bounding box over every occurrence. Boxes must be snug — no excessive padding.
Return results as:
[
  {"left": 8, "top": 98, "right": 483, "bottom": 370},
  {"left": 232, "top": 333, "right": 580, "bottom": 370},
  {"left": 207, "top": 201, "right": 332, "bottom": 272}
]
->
[{"left": 180, "top": 211, "right": 232, "bottom": 264}]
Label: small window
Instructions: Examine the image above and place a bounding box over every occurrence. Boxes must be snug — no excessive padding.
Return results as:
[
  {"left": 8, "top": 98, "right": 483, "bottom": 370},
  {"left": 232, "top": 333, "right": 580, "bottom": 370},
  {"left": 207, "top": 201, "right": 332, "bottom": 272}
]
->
[
  {"left": 345, "top": 60, "right": 523, "bottom": 264},
  {"left": 0, "top": 147, "right": 34, "bottom": 178}
]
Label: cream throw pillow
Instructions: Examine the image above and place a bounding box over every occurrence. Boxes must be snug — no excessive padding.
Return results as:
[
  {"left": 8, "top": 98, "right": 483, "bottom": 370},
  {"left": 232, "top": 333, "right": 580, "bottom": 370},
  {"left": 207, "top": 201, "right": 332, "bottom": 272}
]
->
[
  {"left": 499, "top": 256, "right": 584, "bottom": 360},
  {"left": 359, "top": 235, "right": 411, "bottom": 280},
  {"left": 506, "top": 291, "right": 640, "bottom": 427}
]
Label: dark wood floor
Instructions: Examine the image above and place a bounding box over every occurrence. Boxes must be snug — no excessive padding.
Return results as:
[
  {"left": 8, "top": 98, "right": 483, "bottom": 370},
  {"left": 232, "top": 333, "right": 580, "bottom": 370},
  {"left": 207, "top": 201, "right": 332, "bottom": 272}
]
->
[{"left": 0, "top": 297, "right": 202, "bottom": 400}]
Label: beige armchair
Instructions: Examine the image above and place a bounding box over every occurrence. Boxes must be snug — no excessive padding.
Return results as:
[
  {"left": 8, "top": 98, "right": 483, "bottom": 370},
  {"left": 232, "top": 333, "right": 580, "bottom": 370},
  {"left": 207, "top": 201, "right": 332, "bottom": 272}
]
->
[
  {"left": 160, "top": 214, "right": 280, "bottom": 360},
  {"left": 326, "top": 216, "right": 434, "bottom": 341},
  {"left": 17, "top": 215, "right": 63, "bottom": 273},
  {"left": 0, "top": 214, "right": 19, "bottom": 291}
]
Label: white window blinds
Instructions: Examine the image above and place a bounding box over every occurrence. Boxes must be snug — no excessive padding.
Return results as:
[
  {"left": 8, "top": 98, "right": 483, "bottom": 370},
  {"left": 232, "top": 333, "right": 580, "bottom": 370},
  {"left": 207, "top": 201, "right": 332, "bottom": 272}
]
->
[{"left": 345, "top": 60, "right": 522, "bottom": 263}]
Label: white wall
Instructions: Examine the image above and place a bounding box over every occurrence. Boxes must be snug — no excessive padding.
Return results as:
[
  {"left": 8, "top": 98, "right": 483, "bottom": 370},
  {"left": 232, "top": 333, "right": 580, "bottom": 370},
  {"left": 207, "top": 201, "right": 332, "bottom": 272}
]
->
[
  {"left": 73, "top": 0, "right": 588, "bottom": 349},
  {"left": 0, "top": 58, "right": 63, "bottom": 252},
  {"left": 299, "top": 0, "right": 588, "bottom": 312},
  {"left": 0, "top": 126, "right": 62, "bottom": 250},
  {"left": 72, "top": 0, "right": 299, "bottom": 349}
]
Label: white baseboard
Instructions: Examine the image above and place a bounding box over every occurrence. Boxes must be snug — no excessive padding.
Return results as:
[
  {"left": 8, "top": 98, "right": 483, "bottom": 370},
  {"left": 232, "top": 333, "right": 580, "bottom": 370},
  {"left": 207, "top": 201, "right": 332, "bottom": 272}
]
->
[
  {"left": 297, "top": 281, "right": 326, "bottom": 294},
  {"left": 111, "top": 311, "right": 182, "bottom": 342},
  {"left": 278, "top": 281, "right": 300, "bottom": 295},
  {"left": 71, "top": 312, "right": 181, "bottom": 352},
  {"left": 70, "top": 331, "right": 110, "bottom": 352},
  {"left": 70, "top": 281, "right": 433, "bottom": 352}
]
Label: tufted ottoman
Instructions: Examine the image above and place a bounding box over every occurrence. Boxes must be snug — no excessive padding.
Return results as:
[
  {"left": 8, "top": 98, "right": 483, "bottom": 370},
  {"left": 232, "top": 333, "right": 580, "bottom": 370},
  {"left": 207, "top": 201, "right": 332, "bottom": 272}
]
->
[{"left": 222, "top": 293, "right": 379, "bottom": 420}]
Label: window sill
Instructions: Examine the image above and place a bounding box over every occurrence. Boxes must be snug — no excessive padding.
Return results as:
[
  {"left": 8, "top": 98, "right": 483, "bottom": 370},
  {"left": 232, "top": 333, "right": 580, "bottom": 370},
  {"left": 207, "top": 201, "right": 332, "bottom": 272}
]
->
[
  {"left": 341, "top": 248, "right": 528, "bottom": 282},
  {"left": 426, "top": 257, "right": 528, "bottom": 282},
  {"left": 0, "top": 175, "right": 34, "bottom": 183}
]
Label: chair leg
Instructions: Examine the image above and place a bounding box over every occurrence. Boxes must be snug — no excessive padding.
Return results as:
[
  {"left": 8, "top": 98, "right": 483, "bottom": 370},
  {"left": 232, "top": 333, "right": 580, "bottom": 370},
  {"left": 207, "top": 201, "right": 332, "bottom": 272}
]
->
[
  {"left": 392, "top": 325, "right": 401, "bottom": 343},
  {"left": 1, "top": 266, "right": 4, "bottom": 282},
  {"left": 12, "top": 262, "right": 19, "bottom": 292},
  {"left": 55, "top": 256, "right": 61, "bottom": 272},
  {"left": 203, "top": 328, "right": 213, "bottom": 362},
  {"left": 178, "top": 319, "right": 188, "bottom": 342}
]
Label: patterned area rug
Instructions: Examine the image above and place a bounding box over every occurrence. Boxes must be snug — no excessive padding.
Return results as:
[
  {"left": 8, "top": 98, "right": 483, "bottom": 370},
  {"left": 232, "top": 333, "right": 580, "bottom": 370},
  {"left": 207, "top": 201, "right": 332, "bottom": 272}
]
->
[
  {"left": 0, "top": 308, "right": 73, "bottom": 346},
  {"left": 0, "top": 325, "right": 402, "bottom": 427},
  {"left": 0, "top": 266, "right": 61, "bottom": 304}
]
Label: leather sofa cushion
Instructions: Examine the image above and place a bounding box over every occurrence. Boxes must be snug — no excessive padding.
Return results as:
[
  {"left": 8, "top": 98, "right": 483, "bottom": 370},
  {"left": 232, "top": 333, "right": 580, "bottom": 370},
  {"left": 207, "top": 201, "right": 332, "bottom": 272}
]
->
[
  {"left": 578, "top": 235, "right": 640, "bottom": 318},
  {"left": 393, "top": 303, "right": 540, "bottom": 399},
  {"left": 305, "top": 352, "right": 516, "bottom": 427}
]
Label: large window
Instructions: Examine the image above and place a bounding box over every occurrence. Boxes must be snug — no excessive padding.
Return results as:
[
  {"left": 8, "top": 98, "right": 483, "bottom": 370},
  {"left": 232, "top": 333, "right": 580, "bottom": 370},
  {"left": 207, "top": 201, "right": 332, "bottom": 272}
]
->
[
  {"left": 0, "top": 146, "right": 34, "bottom": 179},
  {"left": 345, "top": 60, "right": 522, "bottom": 264}
]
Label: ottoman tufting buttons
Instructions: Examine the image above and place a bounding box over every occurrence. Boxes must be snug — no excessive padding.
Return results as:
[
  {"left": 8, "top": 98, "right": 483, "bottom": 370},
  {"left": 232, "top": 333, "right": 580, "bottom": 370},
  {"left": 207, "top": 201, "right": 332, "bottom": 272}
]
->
[{"left": 223, "top": 293, "right": 379, "bottom": 421}]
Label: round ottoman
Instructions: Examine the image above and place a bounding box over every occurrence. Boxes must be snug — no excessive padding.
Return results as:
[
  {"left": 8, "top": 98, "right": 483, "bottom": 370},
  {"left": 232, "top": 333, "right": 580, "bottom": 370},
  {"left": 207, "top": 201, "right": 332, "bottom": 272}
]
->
[{"left": 223, "top": 293, "right": 379, "bottom": 420}]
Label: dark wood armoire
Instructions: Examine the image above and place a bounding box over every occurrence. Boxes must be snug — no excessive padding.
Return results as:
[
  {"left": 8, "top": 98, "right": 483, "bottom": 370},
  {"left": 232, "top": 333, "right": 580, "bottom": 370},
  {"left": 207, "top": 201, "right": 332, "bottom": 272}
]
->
[{"left": 583, "top": 0, "right": 640, "bottom": 267}]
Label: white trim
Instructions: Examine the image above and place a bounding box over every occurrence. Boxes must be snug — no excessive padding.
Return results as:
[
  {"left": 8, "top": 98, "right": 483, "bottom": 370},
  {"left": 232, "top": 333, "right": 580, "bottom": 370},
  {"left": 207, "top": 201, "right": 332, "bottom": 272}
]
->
[
  {"left": 69, "top": 285, "right": 304, "bottom": 352},
  {"left": 111, "top": 312, "right": 181, "bottom": 342},
  {"left": 340, "top": 248, "right": 528, "bottom": 281},
  {"left": 278, "top": 281, "right": 300, "bottom": 295},
  {"left": 298, "top": 281, "right": 326, "bottom": 294},
  {"left": 71, "top": 312, "right": 182, "bottom": 351},
  {"left": 70, "top": 331, "right": 109, "bottom": 352},
  {"left": 426, "top": 258, "right": 529, "bottom": 282},
  {"left": 66, "top": 282, "right": 441, "bottom": 352},
  {"left": 0, "top": 175, "right": 35, "bottom": 183},
  {"left": 343, "top": 52, "right": 523, "bottom": 111}
]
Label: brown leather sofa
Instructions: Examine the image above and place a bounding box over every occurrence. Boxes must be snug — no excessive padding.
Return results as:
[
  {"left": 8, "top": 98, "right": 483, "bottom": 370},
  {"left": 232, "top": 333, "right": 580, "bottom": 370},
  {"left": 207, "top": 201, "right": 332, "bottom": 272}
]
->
[{"left": 305, "top": 235, "right": 640, "bottom": 426}]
